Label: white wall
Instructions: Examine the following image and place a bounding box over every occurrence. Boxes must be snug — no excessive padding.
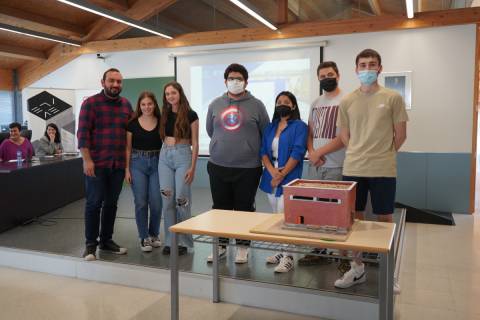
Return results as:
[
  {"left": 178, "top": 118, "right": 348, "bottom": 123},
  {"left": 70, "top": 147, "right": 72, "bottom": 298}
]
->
[
  {"left": 323, "top": 25, "right": 475, "bottom": 153},
  {"left": 27, "top": 24, "right": 476, "bottom": 153}
]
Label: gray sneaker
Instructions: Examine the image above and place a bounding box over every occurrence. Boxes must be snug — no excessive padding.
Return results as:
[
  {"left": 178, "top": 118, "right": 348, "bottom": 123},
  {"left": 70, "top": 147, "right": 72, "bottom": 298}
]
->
[
  {"left": 149, "top": 236, "right": 162, "bottom": 248},
  {"left": 140, "top": 238, "right": 153, "bottom": 252}
]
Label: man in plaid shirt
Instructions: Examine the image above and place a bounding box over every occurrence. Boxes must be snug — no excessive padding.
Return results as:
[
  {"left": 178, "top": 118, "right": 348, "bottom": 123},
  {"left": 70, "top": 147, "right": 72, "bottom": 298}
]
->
[{"left": 77, "top": 68, "right": 133, "bottom": 261}]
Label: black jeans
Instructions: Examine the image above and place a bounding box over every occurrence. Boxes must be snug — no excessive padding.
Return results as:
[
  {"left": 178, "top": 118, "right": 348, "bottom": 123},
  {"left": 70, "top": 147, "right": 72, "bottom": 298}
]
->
[
  {"left": 84, "top": 168, "right": 125, "bottom": 246},
  {"left": 207, "top": 162, "right": 262, "bottom": 246}
]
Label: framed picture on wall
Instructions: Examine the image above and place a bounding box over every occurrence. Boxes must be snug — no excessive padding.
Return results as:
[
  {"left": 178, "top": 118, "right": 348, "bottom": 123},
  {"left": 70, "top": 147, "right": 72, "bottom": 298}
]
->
[{"left": 378, "top": 71, "right": 412, "bottom": 110}]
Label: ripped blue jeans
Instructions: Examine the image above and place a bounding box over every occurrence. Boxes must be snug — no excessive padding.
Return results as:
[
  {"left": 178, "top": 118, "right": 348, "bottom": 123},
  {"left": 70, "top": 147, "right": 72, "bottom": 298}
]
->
[{"left": 158, "top": 144, "right": 194, "bottom": 248}]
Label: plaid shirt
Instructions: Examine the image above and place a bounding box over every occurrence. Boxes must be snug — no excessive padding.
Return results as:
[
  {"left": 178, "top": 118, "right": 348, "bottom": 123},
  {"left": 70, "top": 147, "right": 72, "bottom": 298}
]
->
[{"left": 77, "top": 91, "right": 132, "bottom": 169}]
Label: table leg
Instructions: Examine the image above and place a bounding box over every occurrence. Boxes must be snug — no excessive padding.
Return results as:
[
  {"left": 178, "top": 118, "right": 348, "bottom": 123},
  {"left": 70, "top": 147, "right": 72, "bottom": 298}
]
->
[
  {"left": 212, "top": 237, "right": 220, "bottom": 303},
  {"left": 379, "top": 251, "right": 387, "bottom": 320},
  {"left": 379, "top": 248, "right": 394, "bottom": 320},
  {"left": 171, "top": 232, "right": 179, "bottom": 320},
  {"left": 387, "top": 244, "right": 394, "bottom": 320}
]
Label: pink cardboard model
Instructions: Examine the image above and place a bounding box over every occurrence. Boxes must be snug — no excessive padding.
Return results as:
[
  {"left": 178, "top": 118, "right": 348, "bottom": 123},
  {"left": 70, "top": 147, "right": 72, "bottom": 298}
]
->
[{"left": 283, "top": 179, "right": 357, "bottom": 234}]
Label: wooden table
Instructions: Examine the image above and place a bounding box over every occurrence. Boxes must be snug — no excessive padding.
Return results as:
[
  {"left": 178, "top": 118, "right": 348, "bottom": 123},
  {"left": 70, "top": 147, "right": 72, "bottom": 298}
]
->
[{"left": 169, "top": 210, "right": 396, "bottom": 320}]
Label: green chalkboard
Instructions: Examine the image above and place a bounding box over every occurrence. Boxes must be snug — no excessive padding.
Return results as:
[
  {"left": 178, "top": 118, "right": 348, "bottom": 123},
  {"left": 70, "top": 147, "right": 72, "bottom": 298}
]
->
[{"left": 122, "top": 77, "right": 174, "bottom": 111}]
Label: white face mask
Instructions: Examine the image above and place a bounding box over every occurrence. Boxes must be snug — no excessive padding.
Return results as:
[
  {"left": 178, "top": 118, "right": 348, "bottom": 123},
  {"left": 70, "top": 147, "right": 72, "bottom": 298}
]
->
[{"left": 227, "top": 79, "right": 245, "bottom": 95}]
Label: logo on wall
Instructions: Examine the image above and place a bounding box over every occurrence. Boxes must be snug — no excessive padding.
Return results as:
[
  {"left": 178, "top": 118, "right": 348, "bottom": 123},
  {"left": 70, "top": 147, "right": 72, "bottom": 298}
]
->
[
  {"left": 27, "top": 91, "right": 72, "bottom": 120},
  {"left": 221, "top": 105, "right": 242, "bottom": 131}
]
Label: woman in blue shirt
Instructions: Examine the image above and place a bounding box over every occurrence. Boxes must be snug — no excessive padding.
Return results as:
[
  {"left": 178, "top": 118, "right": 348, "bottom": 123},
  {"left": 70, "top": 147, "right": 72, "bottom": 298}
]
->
[{"left": 259, "top": 91, "right": 307, "bottom": 273}]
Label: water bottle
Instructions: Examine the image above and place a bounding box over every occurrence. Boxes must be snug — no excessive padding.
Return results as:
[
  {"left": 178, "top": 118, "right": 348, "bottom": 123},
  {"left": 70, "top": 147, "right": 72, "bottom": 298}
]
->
[{"left": 16, "top": 150, "right": 22, "bottom": 166}]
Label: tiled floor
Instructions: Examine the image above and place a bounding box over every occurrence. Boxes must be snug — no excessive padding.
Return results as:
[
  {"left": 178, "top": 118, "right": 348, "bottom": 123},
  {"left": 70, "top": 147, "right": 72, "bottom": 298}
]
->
[
  {"left": 394, "top": 212, "right": 480, "bottom": 320},
  {"left": 0, "top": 266, "right": 321, "bottom": 320}
]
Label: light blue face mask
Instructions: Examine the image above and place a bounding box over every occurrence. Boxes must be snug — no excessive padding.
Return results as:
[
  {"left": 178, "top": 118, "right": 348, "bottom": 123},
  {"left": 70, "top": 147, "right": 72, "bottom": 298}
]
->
[{"left": 357, "top": 70, "right": 378, "bottom": 85}]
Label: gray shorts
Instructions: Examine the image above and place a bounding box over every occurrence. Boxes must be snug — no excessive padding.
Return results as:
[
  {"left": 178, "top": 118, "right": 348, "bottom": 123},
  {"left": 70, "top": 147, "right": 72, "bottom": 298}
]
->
[{"left": 308, "top": 166, "right": 343, "bottom": 181}]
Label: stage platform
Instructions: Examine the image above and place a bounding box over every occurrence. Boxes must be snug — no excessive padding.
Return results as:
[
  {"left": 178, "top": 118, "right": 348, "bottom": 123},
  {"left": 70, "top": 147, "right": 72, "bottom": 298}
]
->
[{"left": 0, "top": 187, "right": 405, "bottom": 320}]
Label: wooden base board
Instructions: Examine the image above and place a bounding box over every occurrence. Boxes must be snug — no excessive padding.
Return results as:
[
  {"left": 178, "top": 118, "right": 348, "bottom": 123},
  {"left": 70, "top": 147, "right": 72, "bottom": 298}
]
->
[{"left": 250, "top": 214, "right": 351, "bottom": 242}]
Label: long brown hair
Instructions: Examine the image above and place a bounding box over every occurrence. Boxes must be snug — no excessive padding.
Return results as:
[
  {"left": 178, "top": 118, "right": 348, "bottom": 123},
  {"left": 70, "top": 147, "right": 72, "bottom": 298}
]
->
[
  {"left": 160, "top": 81, "right": 192, "bottom": 140},
  {"left": 131, "top": 91, "right": 161, "bottom": 122}
]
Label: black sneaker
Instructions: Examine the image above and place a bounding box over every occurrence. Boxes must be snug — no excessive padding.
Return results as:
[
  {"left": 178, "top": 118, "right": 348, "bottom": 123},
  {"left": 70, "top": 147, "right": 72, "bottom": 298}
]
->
[
  {"left": 83, "top": 245, "right": 97, "bottom": 261},
  {"left": 99, "top": 239, "right": 127, "bottom": 255},
  {"left": 298, "top": 248, "right": 328, "bottom": 265},
  {"left": 163, "top": 246, "right": 188, "bottom": 255},
  {"left": 179, "top": 246, "right": 188, "bottom": 255}
]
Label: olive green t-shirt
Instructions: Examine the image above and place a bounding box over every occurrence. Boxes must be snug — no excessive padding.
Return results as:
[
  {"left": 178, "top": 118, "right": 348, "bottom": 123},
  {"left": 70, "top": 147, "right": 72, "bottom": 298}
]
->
[{"left": 337, "top": 86, "right": 408, "bottom": 177}]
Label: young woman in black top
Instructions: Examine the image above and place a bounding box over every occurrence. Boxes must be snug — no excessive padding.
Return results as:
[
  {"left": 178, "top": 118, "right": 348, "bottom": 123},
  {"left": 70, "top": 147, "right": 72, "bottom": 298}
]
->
[
  {"left": 158, "top": 81, "right": 199, "bottom": 255},
  {"left": 126, "top": 91, "right": 163, "bottom": 252}
]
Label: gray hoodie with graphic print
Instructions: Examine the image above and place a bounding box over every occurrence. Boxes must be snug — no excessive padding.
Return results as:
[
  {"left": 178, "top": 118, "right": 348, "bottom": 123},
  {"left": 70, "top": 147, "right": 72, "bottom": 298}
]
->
[{"left": 206, "top": 91, "right": 270, "bottom": 168}]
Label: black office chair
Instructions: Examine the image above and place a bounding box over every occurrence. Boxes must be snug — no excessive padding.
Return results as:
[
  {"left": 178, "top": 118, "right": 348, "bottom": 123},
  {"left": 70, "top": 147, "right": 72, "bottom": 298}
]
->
[
  {"left": 20, "top": 129, "right": 32, "bottom": 141},
  {"left": 0, "top": 132, "right": 9, "bottom": 145}
]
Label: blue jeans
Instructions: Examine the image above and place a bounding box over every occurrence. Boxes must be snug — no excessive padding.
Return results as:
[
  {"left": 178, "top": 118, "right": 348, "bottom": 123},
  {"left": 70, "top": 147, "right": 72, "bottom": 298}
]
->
[
  {"left": 130, "top": 153, "right": 162, "bottom": 240},
  {"left": 84, "top": 168, "right": 125, "bottom": 246},
  {"left": 158, "top": 144, "right": 193, "bottom": 248}
]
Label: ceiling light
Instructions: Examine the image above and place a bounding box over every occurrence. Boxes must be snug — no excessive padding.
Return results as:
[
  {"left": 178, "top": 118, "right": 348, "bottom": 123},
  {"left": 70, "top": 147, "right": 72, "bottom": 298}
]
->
[
  {"left": 229, "top": 0, "right": 277, "bottom": 31},
  {"left": 406, "top": 0, "right": 414, "bottom": 19},
  {"left": 0, "top": 23, "right": 81, "bottom": 46},
  {"left": 58, "top": 0, "right": 172, "bottom": 39}
]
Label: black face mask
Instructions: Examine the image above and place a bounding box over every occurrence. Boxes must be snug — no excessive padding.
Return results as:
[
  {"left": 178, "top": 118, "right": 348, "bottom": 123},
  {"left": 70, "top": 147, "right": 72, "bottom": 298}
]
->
[
  {"left": 275, "top": 105, "right": 293, "bottom": 118},
  {"left": 320, "top": 77, "right": 338, "bottom": 92}
]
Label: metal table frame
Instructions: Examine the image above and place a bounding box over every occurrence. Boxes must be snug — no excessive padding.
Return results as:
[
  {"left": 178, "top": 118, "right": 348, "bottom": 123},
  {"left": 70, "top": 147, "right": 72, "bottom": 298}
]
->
[{"left": 170, "top": 229, "right": 394, "bottom": 320}]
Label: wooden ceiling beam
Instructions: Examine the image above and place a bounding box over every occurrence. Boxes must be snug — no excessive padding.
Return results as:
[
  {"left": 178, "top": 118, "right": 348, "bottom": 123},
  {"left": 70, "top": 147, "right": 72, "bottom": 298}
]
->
[
  {"left": 17, "top": 44, "right": 80, "bottom": 89},
  {"left": 84, "top": 7, "right": 480, "bottom": 51},
  {"left": 0, "top": 68, "right": 13, "bottom": 91},
  {"left": 277, "top": 0, "right": 289, "bottom": 24},
  {"left": 88, "top": 0, "right": 129, "bottom": 11},
  {"left": 368, "top": 0, "right": 383, "bottom": 15},
  {"left": 84, "top": 0, "right": 178, "bottom": 41},
  {"left": 0, "top": 43, "right": 46, "bottom": 61},
  {"left": 17, "top": 7, "right": 480, "bottom": 89},
  {"left": 0, "top": 5, "right": 86, "bottom": 39}
]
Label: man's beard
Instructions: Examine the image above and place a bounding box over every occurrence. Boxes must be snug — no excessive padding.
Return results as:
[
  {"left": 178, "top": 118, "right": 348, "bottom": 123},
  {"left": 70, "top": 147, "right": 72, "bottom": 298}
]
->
[{"left": 104, "top": 87, "right": 121, "bottom": 98}]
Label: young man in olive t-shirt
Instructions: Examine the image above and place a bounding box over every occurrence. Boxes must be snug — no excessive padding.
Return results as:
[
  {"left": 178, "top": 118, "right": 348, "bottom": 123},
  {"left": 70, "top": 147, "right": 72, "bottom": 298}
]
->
[{"left": 334, "top": 49, "right": 408, "bottom": 289}]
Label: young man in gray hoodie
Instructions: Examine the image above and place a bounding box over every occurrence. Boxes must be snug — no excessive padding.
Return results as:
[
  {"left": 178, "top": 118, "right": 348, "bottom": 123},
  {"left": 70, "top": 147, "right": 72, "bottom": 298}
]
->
[{"left": 206, "top": 63, "right": 270, "bottom": 264}]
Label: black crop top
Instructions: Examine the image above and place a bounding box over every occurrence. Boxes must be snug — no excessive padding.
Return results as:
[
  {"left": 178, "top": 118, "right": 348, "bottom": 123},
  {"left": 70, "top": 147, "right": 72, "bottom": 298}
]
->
[
  {"left": 165, "top": 109, "right": 199, "bottom": 137},
  {"left": 127, "top": 118, "right": 162, "bottom": 150}
]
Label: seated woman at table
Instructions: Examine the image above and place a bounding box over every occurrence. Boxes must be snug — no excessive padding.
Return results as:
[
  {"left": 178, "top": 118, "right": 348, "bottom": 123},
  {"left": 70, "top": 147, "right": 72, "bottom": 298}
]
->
[
  {"left": 36, "top": 123, "right": 63, "bottom": 156},
  {"left": 0, "top": 122, "right": 34, "bottom": 162},
  {"left": 259, "top": 91, "right": 308, "bottom": 273}
]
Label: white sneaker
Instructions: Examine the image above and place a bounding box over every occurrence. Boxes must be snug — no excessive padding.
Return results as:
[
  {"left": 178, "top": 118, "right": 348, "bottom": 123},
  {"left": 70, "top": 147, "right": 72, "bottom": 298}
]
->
[
  {"left": 149, "top": 236, "right": 162, "bottom": 248},
  {"left": 140, "top": 238, "right": 153, "bottom": 252},
  {"left": 235, "top": 247, "right": 249, "bottom": 264},
  {"left": 394, "top": 281, "right": 401, "bottom": 295},
  {"left": 266, "top": 252, "right": 284, "bottom": 264},
  {"left": 274, "top": 255, "right": 294, "bottom": 273},
  {"left": 207, "top": 246, "right": 227, "bottom": 263},
  {"left": 334, "top": 262, "right": 366, "bottom": 288}
]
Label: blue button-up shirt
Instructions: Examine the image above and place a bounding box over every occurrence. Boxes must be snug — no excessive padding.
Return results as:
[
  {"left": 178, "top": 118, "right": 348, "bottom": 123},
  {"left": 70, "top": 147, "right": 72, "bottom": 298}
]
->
[{"left": 259, "top": 119, "right": 307, "bottom": 197}]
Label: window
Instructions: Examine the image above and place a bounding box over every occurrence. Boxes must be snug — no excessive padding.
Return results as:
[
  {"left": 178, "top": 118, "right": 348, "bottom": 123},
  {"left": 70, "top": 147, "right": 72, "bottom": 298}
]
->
[{"left": 0, "top": 91, "right": 13, "bottom": 129}]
